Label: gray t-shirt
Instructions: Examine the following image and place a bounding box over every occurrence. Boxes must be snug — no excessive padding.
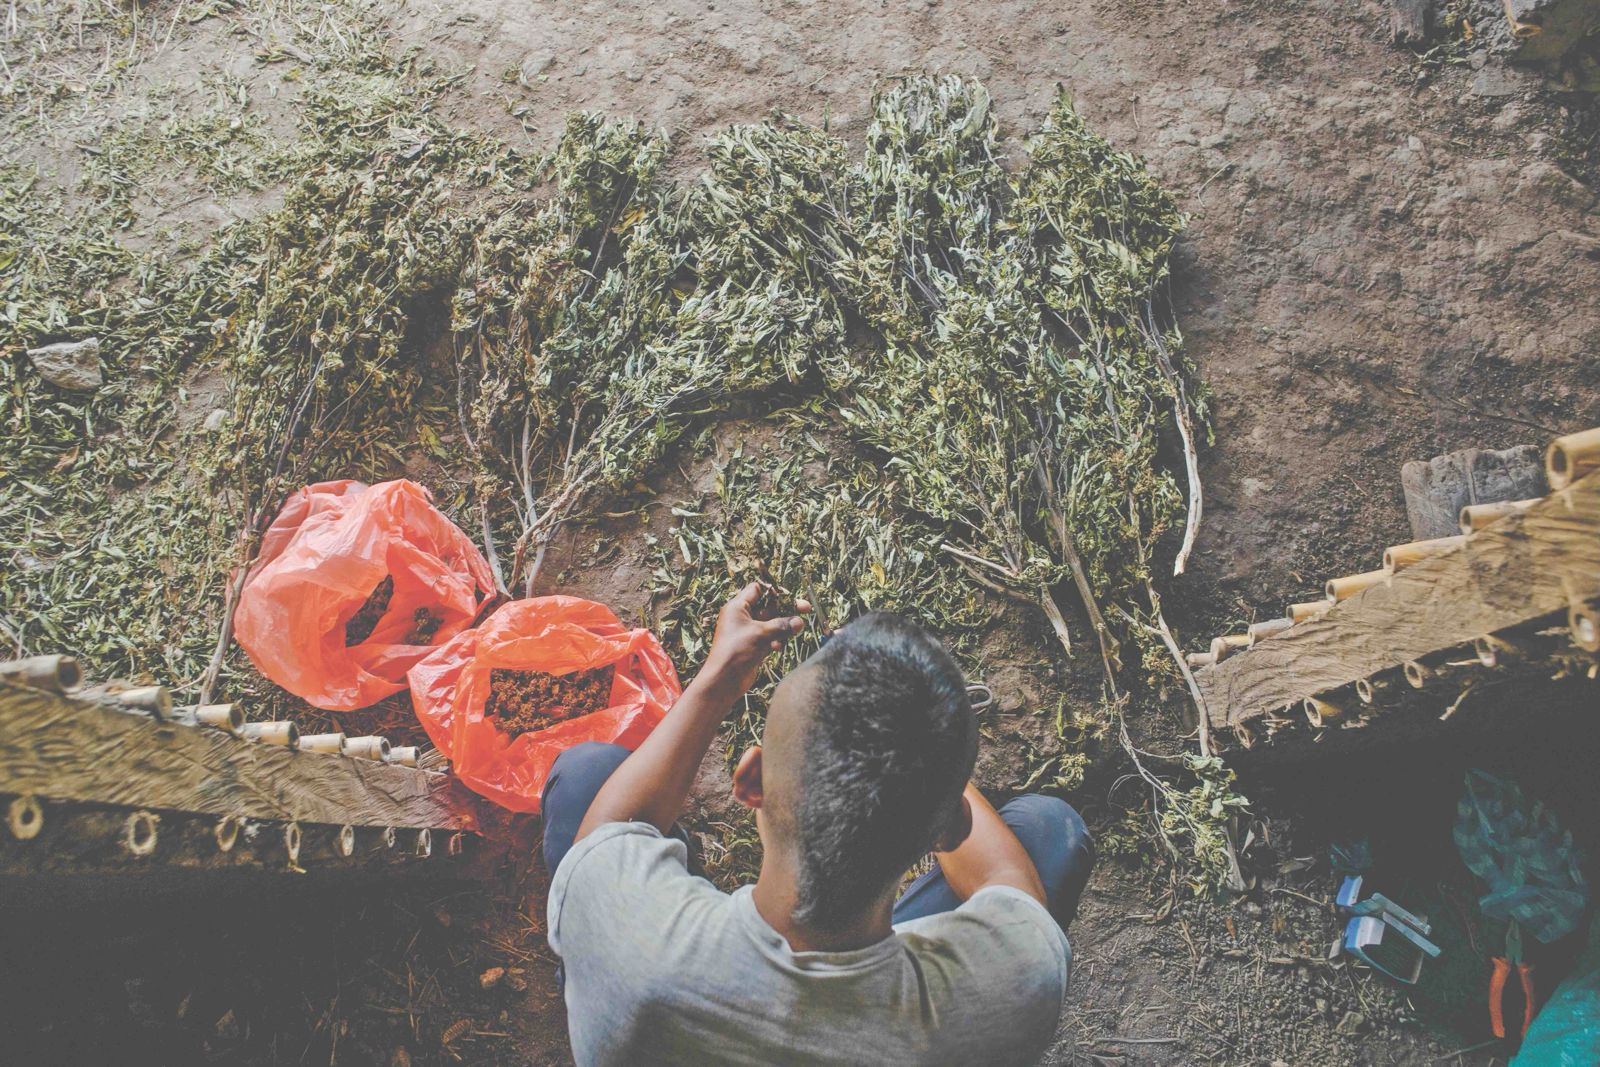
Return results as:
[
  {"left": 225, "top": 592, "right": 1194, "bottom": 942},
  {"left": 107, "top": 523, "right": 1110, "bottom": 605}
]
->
[{"left": 548, "top": 821, "right": 1070, "bottom": 1067}]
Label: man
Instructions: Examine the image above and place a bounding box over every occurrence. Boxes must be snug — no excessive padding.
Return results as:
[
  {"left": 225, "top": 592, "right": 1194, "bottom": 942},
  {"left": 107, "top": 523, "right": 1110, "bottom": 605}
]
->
[{"left": 544, "top": 584, "right": 1095, "bottom": 1066}]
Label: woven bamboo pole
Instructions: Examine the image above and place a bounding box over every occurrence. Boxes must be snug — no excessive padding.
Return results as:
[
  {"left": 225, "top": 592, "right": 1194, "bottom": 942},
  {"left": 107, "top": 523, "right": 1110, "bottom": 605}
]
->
[
  {"left": 1210, "top": 634, "right": 1251, "bottom": 662},
  {"left": 1325, "top": 569, "right": 1387, "bottom": 602},
  {"left": 342, "top": 736, "right": 390, "bottom": 761},
  {"left": 1571, "top": 600, "right": 1600, "bottom": 653},
  {"left": 1248, "top": 618, "right": 1294, "bottom": 646},
  {"left": 1287, "top": 601, "right": 1332, "bottom": 624},
  {"left": 0, "top": 655, "right": 80, "bottom": 692},
  {"left": 1546, "top": 427, "right": 1600, "bottom": 491},
  {"left": 240, "top": 720, "right": 299, "bottom": 748},
  {"left": 298, "top": 732, "right": 346, "bottom": 755},
  {"left": 1383, "top": 535, "right": 1467, "bottom": 574},
  {"left": 1459, "top": 499, "right": 1538, "bottom": 535}
]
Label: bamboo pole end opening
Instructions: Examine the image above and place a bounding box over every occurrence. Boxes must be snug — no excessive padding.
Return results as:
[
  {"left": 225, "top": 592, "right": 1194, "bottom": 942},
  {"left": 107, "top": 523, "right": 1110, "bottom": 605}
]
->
[
  {"left": 1474, "top": 636, "right": 1499, "bottom": 668},
  {"left": 415, "top": 828, "right": 433, "bottom": 859},
  {"left": 1571, "top": 603, "right": 1600, "bottom": 653},
  {"left": 1403, "top": 660, "right": 1431, "bottom": 689},
  {"left": 215, "top": 814, "right": 241, "bottom": 853},
  {"left": 380, "top": 826, "right": 398, "bottom": 851},
  {"left": 284, "top": 822, "right": 302, "bottom": 865},
  {"left": 447, "top": 832, "right": 466, "bottom": 857},
  {"left": 387, "top": 746, "right": 420, "bottom": 768},
  {"left": 336, "top": 824, "right": 356, "bottom": 858},
  {"left": 1546, "top": 426, "right": 1600, "bottom": 491},
  {"left": 7, "top": 795, "right": 44, "bottom": 840},
  {"left": 124, "top": 811, "right": 159, "bottom": 857},
  {"left": 1355, "top": 677, "right": 1376, "bottom": 705}
]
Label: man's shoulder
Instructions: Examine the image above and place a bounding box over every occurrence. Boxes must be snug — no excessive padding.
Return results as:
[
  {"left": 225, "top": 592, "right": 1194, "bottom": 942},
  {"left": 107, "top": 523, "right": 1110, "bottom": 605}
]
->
[{"left": 895, "top": 886, "right": 1071, "bottom": 989}]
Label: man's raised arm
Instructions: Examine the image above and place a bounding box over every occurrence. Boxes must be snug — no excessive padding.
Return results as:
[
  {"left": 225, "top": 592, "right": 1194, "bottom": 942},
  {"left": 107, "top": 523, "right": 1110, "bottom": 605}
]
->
[{"left": 575, "top": 583, "right": 806, "bottom": 842}]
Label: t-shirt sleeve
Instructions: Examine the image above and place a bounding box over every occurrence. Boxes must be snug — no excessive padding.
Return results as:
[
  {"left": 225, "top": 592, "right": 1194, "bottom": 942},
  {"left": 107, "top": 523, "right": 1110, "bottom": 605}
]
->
[{"left": 546, "top": 821, "right": 700, "bottom": 958}]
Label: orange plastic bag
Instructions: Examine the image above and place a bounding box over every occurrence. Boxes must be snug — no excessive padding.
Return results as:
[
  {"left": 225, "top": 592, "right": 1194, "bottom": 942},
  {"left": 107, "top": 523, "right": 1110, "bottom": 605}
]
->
[
  {"left": 407, "top": 597, "right": 682, "bottom": 813},
  {"left": 235, "top": 479, "right": 497, "bottom": 711}
]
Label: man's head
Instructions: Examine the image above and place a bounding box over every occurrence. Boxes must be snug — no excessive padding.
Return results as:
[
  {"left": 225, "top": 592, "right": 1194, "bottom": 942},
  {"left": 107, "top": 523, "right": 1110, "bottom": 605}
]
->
[{"left": 732, "top": 612, "right": 977, "bottom": 930}]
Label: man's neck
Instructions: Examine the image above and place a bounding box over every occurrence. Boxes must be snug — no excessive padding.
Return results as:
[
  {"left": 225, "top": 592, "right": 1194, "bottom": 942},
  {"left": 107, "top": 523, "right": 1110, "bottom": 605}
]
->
[{"left": 750, "top": 856, "right": 894, "bottom": 953}]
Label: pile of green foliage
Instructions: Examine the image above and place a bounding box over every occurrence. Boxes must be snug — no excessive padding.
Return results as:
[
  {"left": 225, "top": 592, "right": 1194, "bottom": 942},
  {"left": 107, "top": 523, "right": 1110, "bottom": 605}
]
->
[{"left": 1, "top": 0, "right": 1239, "bottom": 888}]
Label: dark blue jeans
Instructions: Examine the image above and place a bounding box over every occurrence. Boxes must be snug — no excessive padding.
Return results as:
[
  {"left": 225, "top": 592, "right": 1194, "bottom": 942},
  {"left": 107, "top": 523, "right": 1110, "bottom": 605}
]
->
[{"left": 541, "top": 741, "right": 1095, "bottom": 928}]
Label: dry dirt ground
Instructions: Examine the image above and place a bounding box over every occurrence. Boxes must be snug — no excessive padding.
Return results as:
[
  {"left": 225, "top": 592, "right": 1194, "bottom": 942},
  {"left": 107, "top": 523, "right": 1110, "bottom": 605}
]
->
[{"left": 5, "top": 1, "right": 1600, "bottom": 1065}]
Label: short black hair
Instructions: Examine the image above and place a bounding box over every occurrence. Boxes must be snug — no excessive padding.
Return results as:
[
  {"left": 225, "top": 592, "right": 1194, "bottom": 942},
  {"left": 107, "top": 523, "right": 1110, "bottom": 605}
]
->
[{"left": 791, "top": 612, "right": 976, "bottom": 929}]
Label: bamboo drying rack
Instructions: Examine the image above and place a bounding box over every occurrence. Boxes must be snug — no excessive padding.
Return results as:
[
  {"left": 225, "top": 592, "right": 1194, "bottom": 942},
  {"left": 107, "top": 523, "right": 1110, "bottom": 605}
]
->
[{"left": 1194, "top": 426, "right": 1600, "bottom": 749}]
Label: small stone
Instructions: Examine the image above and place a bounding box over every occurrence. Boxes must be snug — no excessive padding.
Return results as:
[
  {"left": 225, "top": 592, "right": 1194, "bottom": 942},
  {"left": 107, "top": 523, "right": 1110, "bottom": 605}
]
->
[
  {"left": 625, "top": 68, "right": 643, "bottom": 82},
  {"left": 26, "top": 338, "right": 102, "bottom": 391},
  {"left": 520, "top": 53, "right": 553, "bottom": 82},
  {"left": 1472, "top": 66, "right": 1535, "bottom": 97},
  {"left": 203, "top": 409, "right": 228, "bottom": 432},
  {"left": 479, "top": 966, "right": 506, "bottom": 989},
  {"left": 1335, "top": 1010, "right": 1366, "bottom": 1035}
]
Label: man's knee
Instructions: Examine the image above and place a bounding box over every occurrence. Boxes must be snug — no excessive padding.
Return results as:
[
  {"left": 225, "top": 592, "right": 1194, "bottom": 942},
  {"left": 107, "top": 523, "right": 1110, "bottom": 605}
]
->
[
  {"left": 543, "top": 741, "right": 631, "bottom": 810},
  {"left": 1000, "top": 794, "right": 1095, "bottom": 883}
]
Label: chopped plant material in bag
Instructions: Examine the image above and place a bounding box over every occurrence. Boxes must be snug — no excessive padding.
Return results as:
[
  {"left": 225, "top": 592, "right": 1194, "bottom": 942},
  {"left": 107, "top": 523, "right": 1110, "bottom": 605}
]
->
[
  {"left": 345, "top": 576, "right": 395, "bottom": 646},
  {"left": 483, "top": 665, "right": 617, "bottom": 737}
]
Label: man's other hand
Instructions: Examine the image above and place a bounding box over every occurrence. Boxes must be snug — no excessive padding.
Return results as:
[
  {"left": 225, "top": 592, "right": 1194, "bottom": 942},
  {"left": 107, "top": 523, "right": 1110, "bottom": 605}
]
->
[{"left": 702, "top": 582, "right": 810, "bottom": 697}]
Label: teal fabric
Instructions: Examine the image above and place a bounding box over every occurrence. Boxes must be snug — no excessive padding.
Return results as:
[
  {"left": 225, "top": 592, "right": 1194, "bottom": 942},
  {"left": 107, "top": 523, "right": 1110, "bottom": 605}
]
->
[{"left": 1512, "top": 921, "right": 1600, "bottom": 1067}]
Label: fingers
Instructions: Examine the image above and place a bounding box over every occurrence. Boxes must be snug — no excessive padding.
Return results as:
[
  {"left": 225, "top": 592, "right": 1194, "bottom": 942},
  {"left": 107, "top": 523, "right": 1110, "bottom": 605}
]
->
[
  {"left": 759, "top": 614, "right": 804, "bottom": 639},
  {"left": 794, "top": 597, "right": 814, "bottom": 615},
  {"left": 732, "top": 581, "right": 763, "bottom": 607}
]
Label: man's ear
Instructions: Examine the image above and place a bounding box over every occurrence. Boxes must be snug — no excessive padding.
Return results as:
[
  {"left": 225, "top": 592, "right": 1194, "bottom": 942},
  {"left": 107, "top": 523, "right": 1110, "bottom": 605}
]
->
[
  {"left": 933, "top": 793, "right": 973, "bottom": 853},
  {"left": 731, "top": 745, "right": 764, "bottom": 810}
]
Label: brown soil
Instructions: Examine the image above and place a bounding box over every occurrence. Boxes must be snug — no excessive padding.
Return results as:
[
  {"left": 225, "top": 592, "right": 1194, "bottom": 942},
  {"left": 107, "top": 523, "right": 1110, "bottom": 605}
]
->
[
  {"left": 485, "top": 667, "right": 617, "bottom": 736},
  {"left": 7, "top": 0, "right": 1600, "bottom": 1065}
]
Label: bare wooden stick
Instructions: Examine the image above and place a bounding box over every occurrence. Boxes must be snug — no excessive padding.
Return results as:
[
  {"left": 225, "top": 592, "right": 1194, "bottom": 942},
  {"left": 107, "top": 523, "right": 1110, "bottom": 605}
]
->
[
  {"left": 1248, "top": 618, "right": 1294, "bottom": 646},
  {"left": 1325, "top": 570, "right": 1387, "bottom": 602},
  {"left": 1288, "top": 601, "right": 1332, "bottom": 624},
  {"left": 1459, "top": 499, "right": 1539, "bottom": 535},
  {"left": 1546, "top": 427, "right": 1600, "bottom": 491},
  {"left": 1383, "top": 535, "right": 1466, "bottom": 574},
  {"left": 0, "top": 655, "right": 81, "bottom": 693}
]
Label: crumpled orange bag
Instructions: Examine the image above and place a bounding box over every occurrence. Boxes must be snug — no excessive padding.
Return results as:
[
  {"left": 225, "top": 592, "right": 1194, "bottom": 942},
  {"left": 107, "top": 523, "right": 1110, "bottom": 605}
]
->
[
  {"left": 235, "top": 479, "right": 496, "bottom": 711},
  {"left": 407, "top": 597, "right": 682, "bottom": 813}
]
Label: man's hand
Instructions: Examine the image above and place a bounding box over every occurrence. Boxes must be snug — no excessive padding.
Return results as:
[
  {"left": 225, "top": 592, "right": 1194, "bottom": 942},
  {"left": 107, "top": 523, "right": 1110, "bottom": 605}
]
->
[
  {"left": 700, "top": 582, "right": 811, "bottom": 698},
  {"left": 574, "top": 583, "right": 808, "bottom": 842}
]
